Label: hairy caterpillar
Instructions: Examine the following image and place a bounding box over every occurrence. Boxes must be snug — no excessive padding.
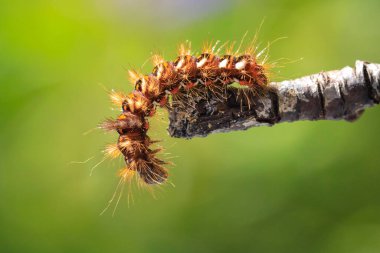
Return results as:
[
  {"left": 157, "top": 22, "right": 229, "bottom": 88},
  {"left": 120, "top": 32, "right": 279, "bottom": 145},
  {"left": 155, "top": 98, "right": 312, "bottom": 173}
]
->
[{"left": 101, "top": 39, "right": 270, "bottom": 186}]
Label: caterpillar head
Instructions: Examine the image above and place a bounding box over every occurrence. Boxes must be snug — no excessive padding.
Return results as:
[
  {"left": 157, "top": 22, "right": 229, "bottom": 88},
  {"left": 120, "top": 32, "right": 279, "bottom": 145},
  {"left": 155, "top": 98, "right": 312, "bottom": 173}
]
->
[
  {"left": 134, "top": 158, "right": 168, "bottom": 185},
  {"left": 119, "top": 143, "right": 168, "bottom": 185}
]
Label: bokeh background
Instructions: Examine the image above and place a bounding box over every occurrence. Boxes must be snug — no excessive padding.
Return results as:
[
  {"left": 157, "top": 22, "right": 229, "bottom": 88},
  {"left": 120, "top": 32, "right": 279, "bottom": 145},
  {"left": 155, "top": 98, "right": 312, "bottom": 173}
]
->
[{"left": 1, "top": 0, "right": 380, "bottom": 252}]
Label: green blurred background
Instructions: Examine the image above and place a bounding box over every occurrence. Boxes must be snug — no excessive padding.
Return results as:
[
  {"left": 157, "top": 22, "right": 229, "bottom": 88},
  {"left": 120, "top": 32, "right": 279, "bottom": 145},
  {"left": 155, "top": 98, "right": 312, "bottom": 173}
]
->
[{"left": 1, "top": 0, "right": 380, "bottom": 252}]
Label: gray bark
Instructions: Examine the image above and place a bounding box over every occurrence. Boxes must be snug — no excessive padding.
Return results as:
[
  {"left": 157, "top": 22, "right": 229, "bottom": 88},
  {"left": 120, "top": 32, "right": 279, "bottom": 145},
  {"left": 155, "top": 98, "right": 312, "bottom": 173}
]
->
[{"left": 168, "top": 60, "right": 380, "bottom": 138}]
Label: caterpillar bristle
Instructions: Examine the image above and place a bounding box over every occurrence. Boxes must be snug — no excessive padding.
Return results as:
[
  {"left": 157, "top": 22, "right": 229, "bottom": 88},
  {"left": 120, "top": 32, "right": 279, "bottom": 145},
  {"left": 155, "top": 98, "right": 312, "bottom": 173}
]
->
[
  {"left": 151, "top": 54, "right": 165, "bottom": 67},
  {"left": 104, "top": 144, "right": 122, "bottom": 159},
  {"left": 119, "top": 167, "right": 136, "bottom": 180},
  {"left": 201, "top": 40, "right": 213, "bottom": 54},
  {"left": 100, "top": 118, "right": 120, "bottom": 131},
  {"left": 102, "top": 35, "right": 273, "bottom": 190},
  {"left": 225, "top": 41, "right": 237, "bottom": 55},
  {"left": 244, "top": 38, "right": 258, "bottom": 56},
  {"left": 178, "top": 41, "right": 192, "bottom": 56},
  {"left": 128, "top": 69, "right": 142, "bottom": 85},
  {"left": 109, "top": 90, "right": 127, "bottom": 106}
]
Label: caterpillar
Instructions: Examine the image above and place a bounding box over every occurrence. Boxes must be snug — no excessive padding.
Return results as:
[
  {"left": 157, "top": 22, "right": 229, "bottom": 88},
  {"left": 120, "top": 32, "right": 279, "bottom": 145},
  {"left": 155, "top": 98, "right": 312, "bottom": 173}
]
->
[{"left": 101, "top": 39, "right": 270, "bottom": 186}]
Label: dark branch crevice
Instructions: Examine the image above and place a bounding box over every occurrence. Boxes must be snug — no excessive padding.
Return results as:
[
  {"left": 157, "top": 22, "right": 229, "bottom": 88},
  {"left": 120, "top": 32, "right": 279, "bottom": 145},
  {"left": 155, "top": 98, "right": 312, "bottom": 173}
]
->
[
  {"left": 271, "top": 90, "right": 281, "bottom": 123},
  {"left": 362, "top": 62, "right": 378, "bottom": 103},
  {"left": 316, "top": 80, "right": 326, "bottom": 119},
  {"left": 294, "top": 89, "right": 301, "bottom": 121},
  {"left": 338, "top": 80, "right": 347, "bottom": 116}
]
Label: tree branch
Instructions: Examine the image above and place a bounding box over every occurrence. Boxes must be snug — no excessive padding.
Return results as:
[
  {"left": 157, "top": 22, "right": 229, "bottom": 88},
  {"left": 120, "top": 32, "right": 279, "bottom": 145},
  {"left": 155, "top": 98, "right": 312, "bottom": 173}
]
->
[{"left": 168, "top": 60, "right": 380, "bottom": 138}]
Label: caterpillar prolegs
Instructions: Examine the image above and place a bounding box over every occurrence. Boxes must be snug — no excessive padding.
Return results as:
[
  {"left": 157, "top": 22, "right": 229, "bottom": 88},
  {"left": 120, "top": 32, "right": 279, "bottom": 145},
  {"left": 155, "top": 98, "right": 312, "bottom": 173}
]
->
[{"left": 102, "top": 40, "right": 270, "bottom": 185}]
